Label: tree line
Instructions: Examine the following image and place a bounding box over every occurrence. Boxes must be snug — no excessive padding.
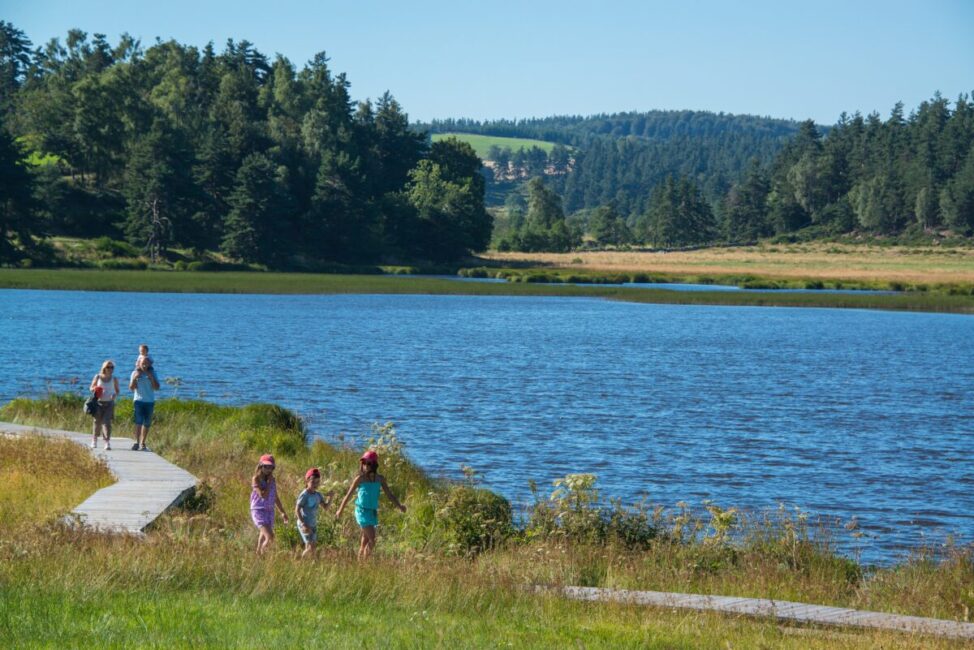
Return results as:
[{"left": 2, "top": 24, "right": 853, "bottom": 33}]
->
[
  {"left": 0, "top": 22, "right": 490, "bottom": 266},
  {"left": 441, "top": 97, "right": 974, "bottom": 250}
]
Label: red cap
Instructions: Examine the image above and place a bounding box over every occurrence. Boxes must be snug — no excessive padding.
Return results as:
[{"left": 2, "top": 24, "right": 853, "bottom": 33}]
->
[
  {"left": 305, "top": 467, "right": 320, "bottom": 480},
  {"left": 94, "top": 386, "right": 103, "bottom": 398},
  {"left": 360, "top": 450, "right": 379, "bottom": 464},
  {"left": 258, "top": 454, "right": 275, "bottom": 467}
]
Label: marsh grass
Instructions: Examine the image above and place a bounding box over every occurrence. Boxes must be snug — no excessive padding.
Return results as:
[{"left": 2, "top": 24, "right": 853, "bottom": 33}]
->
[
  {"left": 1, "top": 396, "right": 972, "bottom": 647},
  {"left": 1, "top": 268, "right": 973, "bottom": 313},
  {"left": 0, "top": 435, "right": 113, "bottom": 532},
  {"left": 484, "top": 243, "right": 974, "bottom": 287}
]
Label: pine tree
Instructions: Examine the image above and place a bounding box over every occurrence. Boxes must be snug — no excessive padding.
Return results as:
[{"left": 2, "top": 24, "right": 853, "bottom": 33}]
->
[
  {"left": 222, "top": 152, "right": 288, "bottom": 264},
  {"left": 0, "top": 122, "right": 38, "bottom": 262}
]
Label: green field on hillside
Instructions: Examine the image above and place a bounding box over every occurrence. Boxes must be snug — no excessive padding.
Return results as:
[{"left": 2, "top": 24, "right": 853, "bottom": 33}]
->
[{"left": 432, "top": 132, "right": 557, "bottom": 159}]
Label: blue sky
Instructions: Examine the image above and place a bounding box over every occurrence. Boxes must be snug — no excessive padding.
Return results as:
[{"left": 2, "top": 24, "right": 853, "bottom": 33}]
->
[{"left": 5, "top": 0, "right": 973, "bottom": 125}]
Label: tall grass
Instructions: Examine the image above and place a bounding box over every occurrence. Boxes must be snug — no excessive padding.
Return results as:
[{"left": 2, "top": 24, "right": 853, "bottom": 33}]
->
[
  {"left": 1, "top": 396, "right": 972, "bottom": 647},
  {"left": 1, "top": 268, "right": 972, "bottom": 313}
]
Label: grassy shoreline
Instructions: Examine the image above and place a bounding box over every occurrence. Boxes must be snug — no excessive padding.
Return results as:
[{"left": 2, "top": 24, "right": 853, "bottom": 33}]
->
[
  {"left": 2, "top": 268, "right": 973, "bottom": 314},
  {"left": 1, "top": 396, "right": 972, "bottom": 647}
]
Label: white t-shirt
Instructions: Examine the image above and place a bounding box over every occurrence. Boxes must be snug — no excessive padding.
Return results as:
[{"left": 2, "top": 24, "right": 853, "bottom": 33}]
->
[{"left": 94, "top": 374, "right": 117, "bottom": 400}]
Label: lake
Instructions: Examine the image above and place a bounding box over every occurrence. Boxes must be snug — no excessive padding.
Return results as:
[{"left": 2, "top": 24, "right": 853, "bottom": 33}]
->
[{"left": 1, "top": 289, "right": 971, "bottom": 563}]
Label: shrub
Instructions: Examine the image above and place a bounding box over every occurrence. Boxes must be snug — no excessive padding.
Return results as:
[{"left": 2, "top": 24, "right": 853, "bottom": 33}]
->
[
  {"left": 230, "top": 403, "right": 306, "bottom": 455},
  {"left": 458, "top": 267, "right": 490, "bottom": 278},
  {"left": 179, "top": 481, "right": 216, "bottom": 513},
  {"left": 606, "top": 499, "right": 659, "bottom": 549},
  {"left": 93, "top": 237, "right": 140, "bottom": 258},
  {"left": 438, "top": 486, "right": 514, "bottom": 556},
  {"left": 527, "top": 474, "right": 605, "bottom": 545},
  {"left": 97, "top": 258, "right": 148, "bottom": 270},
  {"left": 232, "top": 403, "right": 304, "bottom": 433}
]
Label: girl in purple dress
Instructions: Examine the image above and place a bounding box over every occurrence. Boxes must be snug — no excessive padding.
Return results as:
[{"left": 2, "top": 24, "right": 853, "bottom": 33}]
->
[{"left": 250, "top": 454, "right": 289, "bottom": 555}]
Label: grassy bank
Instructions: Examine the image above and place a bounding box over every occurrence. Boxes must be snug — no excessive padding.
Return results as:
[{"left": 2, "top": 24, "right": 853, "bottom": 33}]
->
[
  {"left": 2, "top": 268, "right": 973, "bottom": 314},
  {"left": 485, "top": 242, "right": 974, "bottom": 288},
  {"left": 1, "top": 396, "right": 971, "bottom": 647}
]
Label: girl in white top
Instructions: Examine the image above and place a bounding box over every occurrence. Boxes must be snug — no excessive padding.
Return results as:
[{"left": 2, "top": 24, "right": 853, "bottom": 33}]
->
[{"left": 89, "top": 360, "right": 120, "bottom": 450}]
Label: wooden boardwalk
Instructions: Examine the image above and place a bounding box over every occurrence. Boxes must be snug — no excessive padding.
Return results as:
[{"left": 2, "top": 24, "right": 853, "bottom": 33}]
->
[
  {"left": 0, "top": 421, "right": 197, "bottom": 535},
  {"left": 555, "top": 585, "right": 974, "bottom": 641}
]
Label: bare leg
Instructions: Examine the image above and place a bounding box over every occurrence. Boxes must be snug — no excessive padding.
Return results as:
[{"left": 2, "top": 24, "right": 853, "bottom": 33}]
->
[
  {"left": 256, "top": 525, "right": 274, "bottom": 555},
  {"left": 359, "top": 526, "right": 376, "bottom": 560}
]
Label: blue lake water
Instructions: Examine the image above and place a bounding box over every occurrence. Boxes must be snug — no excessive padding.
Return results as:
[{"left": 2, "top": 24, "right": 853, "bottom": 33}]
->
[{"left": 1, "top": 289, "right": 971, "bottom": 563}]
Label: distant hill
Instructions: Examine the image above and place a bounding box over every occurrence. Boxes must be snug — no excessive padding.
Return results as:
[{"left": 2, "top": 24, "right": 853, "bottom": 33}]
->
[
  {"left": 425, "top": 111, "right": 806, "bottom": 147},
  {"left": 421, "top": 110, "right": 808, "bottom": 215}
]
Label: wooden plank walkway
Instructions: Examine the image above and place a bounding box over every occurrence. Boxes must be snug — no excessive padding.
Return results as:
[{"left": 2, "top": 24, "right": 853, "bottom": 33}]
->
[
  {"left": 555, "top": 585, "right": 974, "bottom": 641},
  {"left": 0, "top": 421, "right": 197, "bottom": 535}
]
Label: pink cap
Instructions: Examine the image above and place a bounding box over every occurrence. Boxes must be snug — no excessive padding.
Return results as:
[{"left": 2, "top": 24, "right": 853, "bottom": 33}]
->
[
  {"left": 305, "top": 467, "right": 320, "bottom": 480},
  {"left": 259, "top": 454, "right": 275, "bottom": 467},
  {"left": 360, "top": 450, "right": 379, "bottom": 464}
]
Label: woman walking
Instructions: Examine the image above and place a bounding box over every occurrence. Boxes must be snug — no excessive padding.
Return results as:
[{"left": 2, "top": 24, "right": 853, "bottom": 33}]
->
[{"left": 89, "top": 360, "right": 120, "bottom": 450}]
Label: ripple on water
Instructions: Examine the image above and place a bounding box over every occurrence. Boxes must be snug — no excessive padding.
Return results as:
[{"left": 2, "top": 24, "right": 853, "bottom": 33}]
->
[{"left": 0, "top": 290, "right": 972, "bottom": 564}]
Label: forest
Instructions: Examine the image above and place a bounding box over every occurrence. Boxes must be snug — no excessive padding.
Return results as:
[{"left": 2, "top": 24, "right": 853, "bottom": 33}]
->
[
  {"left": 0, "top": 22, "right": 490, "bottom": 266},
  {"left": 2, "top": 21, "right": 973, "bottom": 265},
  {"left": 430, "top": 99, "right": 974, "bottom": 250}
]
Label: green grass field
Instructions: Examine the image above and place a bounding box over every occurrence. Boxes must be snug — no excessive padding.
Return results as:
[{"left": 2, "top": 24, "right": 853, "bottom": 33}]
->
[
  {"left": 432, "top": 132, "right": 557, "bottom": 158},
  {"left": 1, "top": 396, "right": 971, "bottom": 648}
]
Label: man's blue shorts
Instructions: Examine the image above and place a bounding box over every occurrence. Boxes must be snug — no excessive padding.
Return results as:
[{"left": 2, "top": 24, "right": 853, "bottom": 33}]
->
[{"left": 133, "top": 400, "right": 155, "bottom": 426}]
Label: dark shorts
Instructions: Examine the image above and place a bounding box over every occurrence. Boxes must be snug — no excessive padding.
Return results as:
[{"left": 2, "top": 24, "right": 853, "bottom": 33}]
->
[{"left": 133, "top": 400, "right": 155, "bottom": 426}]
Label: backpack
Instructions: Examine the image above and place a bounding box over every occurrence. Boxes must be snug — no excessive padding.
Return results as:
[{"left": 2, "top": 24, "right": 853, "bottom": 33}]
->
[{"left": 84, "top": 392, "right": 99, "bottom": 417}]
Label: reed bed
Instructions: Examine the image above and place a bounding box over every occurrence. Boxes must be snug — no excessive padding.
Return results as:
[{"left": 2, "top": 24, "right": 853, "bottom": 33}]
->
[{"left": 1, "top": 268, "right": 972, "bottom": 314}]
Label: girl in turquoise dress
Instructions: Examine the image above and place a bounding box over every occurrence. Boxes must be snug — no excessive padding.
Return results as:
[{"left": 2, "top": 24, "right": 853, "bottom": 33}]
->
[{"left": 335, "top": 450, "right": 406, "bottom": 560}]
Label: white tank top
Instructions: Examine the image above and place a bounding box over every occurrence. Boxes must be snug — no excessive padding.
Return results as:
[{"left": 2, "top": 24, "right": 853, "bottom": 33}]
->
[{"left": 94, "top": 375, "right": 117, "bottom": 400}]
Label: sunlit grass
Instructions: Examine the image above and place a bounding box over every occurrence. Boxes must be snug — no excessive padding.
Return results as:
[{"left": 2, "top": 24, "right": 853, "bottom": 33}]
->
[
  {"left": 431, "top": 133, "right": 557, "bottom": 158},
  {"left": 484, "top": 242, "right": 974, "bottom": 285},
  {"left": 0, "top": 434, "right": 113, "bottom": 533},
  {"left": 1, "top": 396, "right": 972, "bottom": 647}
]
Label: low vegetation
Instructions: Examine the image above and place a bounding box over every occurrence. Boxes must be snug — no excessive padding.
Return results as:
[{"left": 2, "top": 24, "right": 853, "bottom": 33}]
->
[
  {"left": 2, "top": 267, "right": 974, "bottom": 314},
  {"left": 0, "top": 395, "right": 971, "bottom": 647}
]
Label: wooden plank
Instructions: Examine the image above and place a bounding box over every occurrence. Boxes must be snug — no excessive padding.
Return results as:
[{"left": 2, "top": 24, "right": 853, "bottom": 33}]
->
[
  {"left": 555, "top": 586, "right": 974, "bottom": 640},
  {"left": 0, "top": 421, "right": 197, "bottom": 536}
]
